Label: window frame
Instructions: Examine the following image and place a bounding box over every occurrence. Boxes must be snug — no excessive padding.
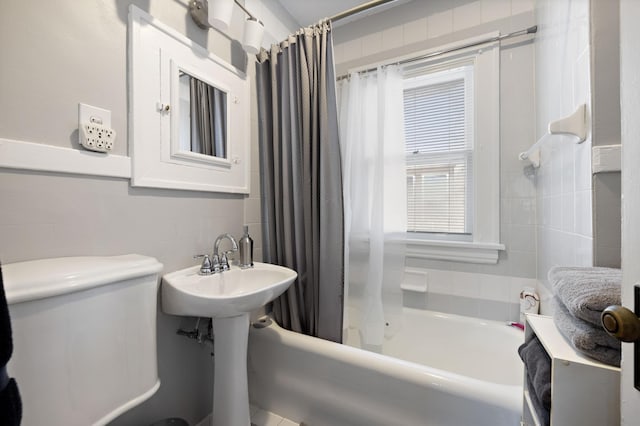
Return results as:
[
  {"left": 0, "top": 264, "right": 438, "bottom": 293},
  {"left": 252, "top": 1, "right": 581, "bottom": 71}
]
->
[
  {"left": 404, "top": 64, "right": 474, "bottom": 237},
  {"left": 402, "top": 39, "right": 504, "bottom": 264}
]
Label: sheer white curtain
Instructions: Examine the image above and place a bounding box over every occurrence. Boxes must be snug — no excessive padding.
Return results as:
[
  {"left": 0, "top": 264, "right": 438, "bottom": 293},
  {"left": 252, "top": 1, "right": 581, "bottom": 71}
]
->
[{"left": 338, "top": 66, "right": 407, "bottom": 348}]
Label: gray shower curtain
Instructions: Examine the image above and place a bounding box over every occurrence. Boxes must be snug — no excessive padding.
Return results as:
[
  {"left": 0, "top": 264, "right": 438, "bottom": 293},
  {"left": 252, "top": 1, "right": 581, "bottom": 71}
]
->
[
  {"left": 256, "top": 23, "right": 344, "bottom": 343},
  {"left": 190, "top": 77, "right": 227, "bottom": 158}
]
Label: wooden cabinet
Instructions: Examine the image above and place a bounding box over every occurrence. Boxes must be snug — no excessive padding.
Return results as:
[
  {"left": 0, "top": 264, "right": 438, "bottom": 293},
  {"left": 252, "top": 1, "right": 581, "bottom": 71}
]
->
[{"left": 522, "top": 315, "right": 620, "bottom": 426}]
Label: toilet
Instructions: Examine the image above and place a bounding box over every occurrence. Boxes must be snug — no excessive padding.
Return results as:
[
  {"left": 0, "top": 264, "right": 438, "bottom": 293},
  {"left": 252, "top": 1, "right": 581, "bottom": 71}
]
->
[{"left": 3, "top": 254, "right": 163, "bottom": 425}]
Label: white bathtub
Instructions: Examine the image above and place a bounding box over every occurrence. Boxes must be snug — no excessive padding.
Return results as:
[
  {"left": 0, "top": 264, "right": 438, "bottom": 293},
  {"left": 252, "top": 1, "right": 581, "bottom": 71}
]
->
[{"left": 248, "top": 308, "right": 524, "bottom": 426}]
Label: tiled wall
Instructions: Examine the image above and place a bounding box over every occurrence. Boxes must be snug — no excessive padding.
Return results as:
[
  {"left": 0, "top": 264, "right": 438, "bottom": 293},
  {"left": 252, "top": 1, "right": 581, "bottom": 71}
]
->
[
  {"left": 534, "top": 0, "right": 593, "bottom": 313},
  {"left": 332, "top": 0, "right": 538, "bottom": 318},
  {"left": 403, "top": 269, "right": 537, "bottom": 321},
  {"left": 333, "top": 0, "right": 536, "bottom": 68}
]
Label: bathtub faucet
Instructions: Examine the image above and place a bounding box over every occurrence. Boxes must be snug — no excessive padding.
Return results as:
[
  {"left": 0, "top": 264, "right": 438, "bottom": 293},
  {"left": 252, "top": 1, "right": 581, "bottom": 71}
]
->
[{"left": 213, "top": 233, "right": 238, "bottom": 272}]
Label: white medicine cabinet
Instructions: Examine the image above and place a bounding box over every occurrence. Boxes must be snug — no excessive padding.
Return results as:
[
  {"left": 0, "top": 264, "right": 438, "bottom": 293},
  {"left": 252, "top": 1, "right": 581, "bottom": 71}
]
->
[{"left": 128, "top": 5, "right": 250, "bottom": 193}]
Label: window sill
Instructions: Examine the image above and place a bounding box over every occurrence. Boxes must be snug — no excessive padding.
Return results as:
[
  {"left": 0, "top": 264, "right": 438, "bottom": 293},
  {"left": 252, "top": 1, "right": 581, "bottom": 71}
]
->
[{"left": 405, "top": 238, "right": 505, "bottom": 264}]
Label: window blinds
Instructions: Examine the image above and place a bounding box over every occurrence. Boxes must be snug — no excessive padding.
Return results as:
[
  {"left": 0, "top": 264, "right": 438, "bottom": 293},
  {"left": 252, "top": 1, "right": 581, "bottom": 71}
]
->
[{"left": 404, "top": 71, "right": 473, "bottom": 234}]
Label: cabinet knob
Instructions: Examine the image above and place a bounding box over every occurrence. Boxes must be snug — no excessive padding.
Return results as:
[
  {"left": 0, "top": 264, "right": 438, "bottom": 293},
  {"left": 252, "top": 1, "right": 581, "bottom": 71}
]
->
[{"left": 601, "top": 305, "right": 640, "bottom": 342}]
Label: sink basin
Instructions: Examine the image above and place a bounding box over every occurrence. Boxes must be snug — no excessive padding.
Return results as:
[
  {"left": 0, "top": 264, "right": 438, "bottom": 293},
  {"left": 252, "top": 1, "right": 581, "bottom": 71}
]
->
[
  {"left": 162, "top": 262, "right": 297, "bottom": 318},
  {"left": 162, "top": 261, "right": 297, "bottom": 425}
]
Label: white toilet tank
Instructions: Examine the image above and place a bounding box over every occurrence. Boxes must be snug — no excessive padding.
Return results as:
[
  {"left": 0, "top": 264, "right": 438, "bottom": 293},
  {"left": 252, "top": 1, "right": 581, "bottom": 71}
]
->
[{"left": 3, "top": 254, "right": 163, "bottom": 426}]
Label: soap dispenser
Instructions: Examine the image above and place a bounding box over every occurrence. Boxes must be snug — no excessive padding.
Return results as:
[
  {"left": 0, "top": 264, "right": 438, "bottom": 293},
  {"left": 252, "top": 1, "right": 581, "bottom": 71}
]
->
[{"left": 239, "top": 225, "right": 254, "bottom": 269}]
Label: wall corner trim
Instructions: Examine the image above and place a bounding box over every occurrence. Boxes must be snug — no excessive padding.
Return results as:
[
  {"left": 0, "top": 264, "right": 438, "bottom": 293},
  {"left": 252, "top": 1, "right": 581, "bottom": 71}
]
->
[
  {"left": 592, "top": 144, "right": 621, "bottom": 173},
  {"left": 0, "top": 138, "right": 131, "bottom": 178}
]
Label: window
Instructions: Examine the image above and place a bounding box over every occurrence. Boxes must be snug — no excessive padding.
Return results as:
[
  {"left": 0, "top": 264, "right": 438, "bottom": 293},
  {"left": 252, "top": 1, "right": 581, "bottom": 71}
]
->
[
  {"left": 404, "top": 65, "right": 473, "bottom": 237},
  {"left": 402, "top": 41, "right": 503, "bottom": 263}
]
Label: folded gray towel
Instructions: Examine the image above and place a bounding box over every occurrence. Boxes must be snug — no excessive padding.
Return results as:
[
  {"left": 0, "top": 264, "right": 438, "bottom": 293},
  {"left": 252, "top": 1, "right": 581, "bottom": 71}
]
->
[
  {"left": 549, "top": 266, "right": 621, "bottom": 326},
  {"left": 518, "top": 335, "right": 551, "bottom": 410},
  {"left": 552, "top": 297, "right": 621, "bottom": 367},
  {"left": 525, "top": 376, "right": 550, "bottom": 426}
]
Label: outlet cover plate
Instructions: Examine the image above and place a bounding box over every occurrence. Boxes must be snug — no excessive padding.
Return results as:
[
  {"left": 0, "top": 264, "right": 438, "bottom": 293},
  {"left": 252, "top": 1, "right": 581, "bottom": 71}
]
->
[{"left": 79, "top": 103, "right": 111, "bottom": 128}]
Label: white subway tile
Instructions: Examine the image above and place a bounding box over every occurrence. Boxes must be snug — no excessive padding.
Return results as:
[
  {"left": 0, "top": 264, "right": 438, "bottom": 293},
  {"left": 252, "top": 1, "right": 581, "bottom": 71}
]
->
[
  {"left": 550, "top": 152, "right": 563, "bottom": 196},
  {"left": 403, "top": 17, "right": 428, "bottom": 45},
  {"left": 341, "top": 38, "right": 363, "bottom": 62},
  {"left": 538, "top": 283, "right": 555, "bottom": 316},
  {"left": 561, "top": 192, "right": 575, "bottom": 233},
  {"left": 481, "top": 0, "right": 511, "bottom": 23},
  {"left": 559, "top": 231, "right": 577, "bottom": 262},
  {"left": 478, "top": 274, "right": 510, "bottom": 302},
  {"left": 573, "top": 43, "right": 591, "bottom": 106},
  {"left": 478, "top": 300, "right": 509, "bottom": 321},
  {"left": 362, "top": 32, "right": 383, "bottom": 57},
  {"left": 504, "top": 172, "right": 536, "bottom": 198},
  {"left": 382, "top": 25, "right": 404, "bottom": 51},
  {"left": 333, "top": 42, "right": 345, "bottom": 65},
  {"left": 540, "top": 196, "right": 551, "bottom": 227},
  {"left": 574, "top": 189, "right": 593, "bottom": 237},
  {"left": 427, "top": 269, "right": 452, "bottom": 294},
  {"left": 452, "top": 271, "right": 480, "bottom": 298},
  {"left": 561, "top": 148, "right": 576, "bottom": 195},
  {"left": 508, "top": 224, "right": 536, "bottom": 252},
  {"left": 511, "top": 198, "right": 536, "bottom": 225},
  {"left": 574, "top": 234, "right": 594, "bottom": 266},
  {"left": 453, "top": 1, "right": 482, "bottom": 32},
  {"left": 508, "top": 303, "right": 520, "bottom": 322},
  {"left": 575, "top": 142, "right": 592, "bottom": 191},
  {"left": 507, "top": 250, "right": 537, "bottom": 277},
  {"left": 511, "top": 0, "right": 534, "bottom": 15},
  {"left": 508, "top": 278, "right": 527, "bottom": 304},
  {"left": 550, "top": 194, "right": 562, "bottom": 231},
  {"left": 427, "top": 9, "right": 453, "bottom": 39},
  {"left": 501, "top": 198, "right": 512, "bottom": 225}
]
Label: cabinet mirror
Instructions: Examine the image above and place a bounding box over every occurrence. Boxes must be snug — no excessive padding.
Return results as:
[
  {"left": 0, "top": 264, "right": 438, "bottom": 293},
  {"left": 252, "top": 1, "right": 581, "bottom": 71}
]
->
[{"left": 129, "top": 6, "right": 250, "bottom": 194}]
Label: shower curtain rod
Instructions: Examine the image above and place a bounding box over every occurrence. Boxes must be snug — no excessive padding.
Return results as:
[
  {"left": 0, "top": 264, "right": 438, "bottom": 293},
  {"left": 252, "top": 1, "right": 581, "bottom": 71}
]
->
[
  {"left": 329, "top": 0, "right": 398, "bottom": 22},
  {"left": 335, "top": 25, "right": 537, "bottom": 80}
]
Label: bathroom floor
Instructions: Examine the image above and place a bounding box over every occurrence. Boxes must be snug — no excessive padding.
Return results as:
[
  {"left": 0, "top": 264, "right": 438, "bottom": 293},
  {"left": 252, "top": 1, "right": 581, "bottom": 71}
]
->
[
  {"left": 250, "top": 404, "right": 299, "bottom": 426},
  {"left": 196, "top": 405, "right": 299, "bottom": 426}
]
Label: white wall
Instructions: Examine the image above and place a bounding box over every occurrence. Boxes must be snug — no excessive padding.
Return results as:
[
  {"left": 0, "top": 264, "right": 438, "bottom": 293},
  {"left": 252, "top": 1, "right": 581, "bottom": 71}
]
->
[
  {"left": 332, "top": 0, "right": 537, "bottom": 320},
  {"left": 0, "top": 0, "right": 296, "bottom": 424}
]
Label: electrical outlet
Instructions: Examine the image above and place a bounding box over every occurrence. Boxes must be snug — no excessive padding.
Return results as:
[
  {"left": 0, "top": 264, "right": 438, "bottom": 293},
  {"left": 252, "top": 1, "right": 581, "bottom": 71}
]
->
[
  {"left": 80, "top": 123, "right": 116, "bottom": 153},
  {"left": 78, "top": 103, "right": 115, "bottom": 153}
]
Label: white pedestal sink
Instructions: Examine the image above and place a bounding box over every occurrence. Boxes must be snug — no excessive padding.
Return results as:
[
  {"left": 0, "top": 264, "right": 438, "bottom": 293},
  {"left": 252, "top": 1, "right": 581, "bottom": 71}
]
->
[{"left": 161, "top": 262, "right": 297, "bottom": 426}]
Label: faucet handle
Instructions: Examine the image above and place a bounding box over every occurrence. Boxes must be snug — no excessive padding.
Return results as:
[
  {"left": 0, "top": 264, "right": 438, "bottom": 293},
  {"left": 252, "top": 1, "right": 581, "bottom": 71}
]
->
[
  {"left": 193, "top": 254, "right": 213, "bottom": 275},
  {"left": 220, "top": 252, "right": 231, "bottom": 271},
  {"left": 211, "top": 254, "right": 221, "bottom": 273}
]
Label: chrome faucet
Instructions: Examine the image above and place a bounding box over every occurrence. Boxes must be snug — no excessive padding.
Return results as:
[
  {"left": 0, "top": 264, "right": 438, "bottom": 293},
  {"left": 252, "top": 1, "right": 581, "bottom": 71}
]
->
[
  {"left": 213, "top": 233, "right": 238, "bottom": 272},
  {"left": 194, "top": 254, "right": 214, "bottom": 275}
]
